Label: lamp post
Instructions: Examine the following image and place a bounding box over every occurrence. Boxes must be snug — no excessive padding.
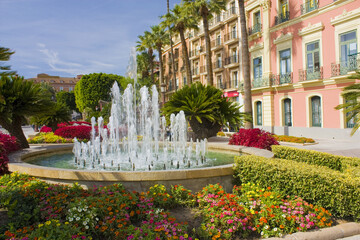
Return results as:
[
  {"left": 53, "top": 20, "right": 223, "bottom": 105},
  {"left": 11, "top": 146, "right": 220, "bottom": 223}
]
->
[{"left": 161, "top": 83, "right": 167, "bottom": 107}]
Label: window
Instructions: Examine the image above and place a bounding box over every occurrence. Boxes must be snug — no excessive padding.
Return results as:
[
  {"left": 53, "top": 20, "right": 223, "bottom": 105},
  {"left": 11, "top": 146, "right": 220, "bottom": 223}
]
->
[
  {"left": 176, "top": 78, "right": 179, "bottom": 89},
  {"left": 345, "top": 99, "right": 356, "bottom": 128},
  {"left": 253, "top": 57, "right": 262, "bottom": 80},
  {"left": 306, "top": 41, "right": 321, "bottom": 80},
  {"left": 311, "top": 96, "right": 321, "bottom": 127},
  {"left": 60, "top": 87, "right": 64, "bottom": 91},
  {"left": 280, "top": 0, "right": 288, "bottom": 16},
  {"left": 230, "top": 1, "right": 236, "bottom": 14},
  {"left": 69, "top": 87, "right": 73, "bottom": 92},
  {"left": 232, "top": 71, "right": 238, "bottom": 88},
  {"left": 275, "top": 0, "right": 289, "bottom": 24},
  {"left": 183, "top": 76, "right": 187, "bottom": 86},
  {"left": 253, "top": 11, "right": 261, "bottom": 33},
  {"left": 217, "top": 75, "right": 223, "bottom": 89},
  {"left": 231, "top": 25, "right": 237, "bottom": 39},
  {"left": 279, "top": 48, "right": 291, "bottom": 84},
  {"left": 283, "top": 98, "right": 292, "bottom": 126},
  {"left": 340, "top": 31, "right": 357, "bottom": 72},
  {"left": 216, "top": 54, "right": 222, "bottom": 68},
  {"left": 256, "top": 101, "right": 263, "bottom": 126},
  {"left": 216, "top": 33, "right": 221, "bottom": 46}
]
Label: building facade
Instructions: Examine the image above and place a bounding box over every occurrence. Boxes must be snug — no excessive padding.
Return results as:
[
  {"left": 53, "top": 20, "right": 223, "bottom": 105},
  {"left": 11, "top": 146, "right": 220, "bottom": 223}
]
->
[
  {"left": 162, "top": 0, "right": 360, "bottom": 140},
  {"left": 27, "top": 73, "right": 82, "bottom": 92}
]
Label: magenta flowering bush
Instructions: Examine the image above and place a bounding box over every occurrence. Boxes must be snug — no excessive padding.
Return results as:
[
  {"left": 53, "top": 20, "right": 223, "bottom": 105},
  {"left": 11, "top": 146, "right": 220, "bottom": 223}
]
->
[
  {"left": 54, "top": 125, "right": 91, "bottom": 140},
  {"left": 229, "top": 128, "right": 279, "bottom": 150},
  {"left": 0, "top": 133, "right": 20, "bottom": 175},
  {"left": 39, "top": 126, "right": 52, "bottom": 133}
]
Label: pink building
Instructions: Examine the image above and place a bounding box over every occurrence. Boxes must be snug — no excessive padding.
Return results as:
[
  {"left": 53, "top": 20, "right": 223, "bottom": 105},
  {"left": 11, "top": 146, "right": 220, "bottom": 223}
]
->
[
  {"left": 247, "top": 0, "right": 360, "bottom": 140},
  {"left": 162, "top": 0, "right": 360, "bottom": 140}
]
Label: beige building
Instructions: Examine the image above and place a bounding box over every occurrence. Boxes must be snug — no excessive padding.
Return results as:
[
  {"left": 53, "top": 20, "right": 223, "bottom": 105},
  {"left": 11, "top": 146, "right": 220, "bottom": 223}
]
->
[{"left": 26, "top": 73, "right": 82, "bottom": 92}]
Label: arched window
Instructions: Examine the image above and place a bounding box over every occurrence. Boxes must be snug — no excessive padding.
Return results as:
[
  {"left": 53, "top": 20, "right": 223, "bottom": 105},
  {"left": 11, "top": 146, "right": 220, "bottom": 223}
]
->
[
  {"left": 283, "top": 98, "right": 292, "bottom": 126},
  {"left": 256, "top": 101, "right": 262, "bottom": 126},
  {"left": 311, "top": 96, "right": 321, "bottom": 127}
]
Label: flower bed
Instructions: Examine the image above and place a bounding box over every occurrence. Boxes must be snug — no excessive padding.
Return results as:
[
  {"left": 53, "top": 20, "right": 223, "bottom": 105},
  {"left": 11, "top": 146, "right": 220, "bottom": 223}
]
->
[
  {"left": 28, "top": 132, "right": 73, "bottom": 144},
  {"left": 274, "top": 135, "right": 315, "bottom": 144},
  {"left": 229, "top": 128, "right": 279, "bottom": 151},
  {"left": 0, "top": 133, "right": 20, "bottom": 175},
  {"left": 0, "top": 172, "right": 335, "bottom": 239}
]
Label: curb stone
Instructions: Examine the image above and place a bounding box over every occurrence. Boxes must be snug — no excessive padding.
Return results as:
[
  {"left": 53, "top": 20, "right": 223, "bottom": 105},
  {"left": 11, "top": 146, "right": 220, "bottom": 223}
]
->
[{"left": 267, "top": 223, "right": 360, "bottom": 240}]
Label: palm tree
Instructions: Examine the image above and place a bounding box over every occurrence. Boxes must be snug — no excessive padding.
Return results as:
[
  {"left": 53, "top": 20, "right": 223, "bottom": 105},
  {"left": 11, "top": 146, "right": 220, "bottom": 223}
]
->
[
  {"left": 238, "top": 0, "right": 253, "bottom": 129},
  {"left": 166, "top": 0, "right": 177, "bottom": 91},
  {"left": 162, "top": 82, "right": 244, "bottom": 140},
  {"left": 0, "top": 46, "right": 16, "bottom": 76},
  {"left": 149, "top": 24, "right": 169, "bottom": 95},
  {"left": 184, "top": 0, "right": 226, "bottom": 86},
  {"left": 335, "top": 72, "right": 360, "bottom": 135},
  {"left": 0, "top": 75, "right": 53, "bottom": 148},
  {"left": 137, "top": 51, "right": 152, "bottom": 80},
  {"left": 161, "top": 3, "right": 199, "bottom": 87},
  {"left": 136, "top": 32, "right": 156, "bottom": 84}
]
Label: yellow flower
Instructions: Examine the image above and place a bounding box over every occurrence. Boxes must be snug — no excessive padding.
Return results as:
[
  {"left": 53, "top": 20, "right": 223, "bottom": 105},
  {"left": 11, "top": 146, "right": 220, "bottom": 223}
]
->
[
  {"left": 184, "top": 234, "right": 188, "bottom": 238},
  {"left": 45, "top": 220, "right": 51, "bottom": 225},
  {"left": 38, "top": 224, "right": 44, "bottom": 228}
]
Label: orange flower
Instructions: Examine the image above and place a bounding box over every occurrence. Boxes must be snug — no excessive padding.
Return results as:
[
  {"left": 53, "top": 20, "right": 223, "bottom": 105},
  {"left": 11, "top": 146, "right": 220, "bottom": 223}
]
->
[
  {"left": 130, "top": 210, "right": 134, "bottom": 216},
  {"left": 280, "top": 225, "right": 285, "bottom": 229}
]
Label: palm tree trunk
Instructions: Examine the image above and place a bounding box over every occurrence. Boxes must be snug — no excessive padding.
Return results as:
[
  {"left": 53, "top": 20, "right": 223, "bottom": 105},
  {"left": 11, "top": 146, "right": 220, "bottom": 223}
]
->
[
  {"left": 238, "top": 0, "right": 253, "bottom": 129},
  {"left": 201, "top": 8, "right": 214, "bottom": 86},
  {"left": 179, "top": 28, "right": 192, "bottom": 86},
  {"left": 0, "top": 116, "right": 29, "bottom": 149},
  {"left": 167, "top": 0, "right": 177, "bottom": 91},
  {"left": 157, "top": 45, "right": 165, "bottom": 103},
  {"left": 149, "top": 48, "right": 155, "bottom": 84}
]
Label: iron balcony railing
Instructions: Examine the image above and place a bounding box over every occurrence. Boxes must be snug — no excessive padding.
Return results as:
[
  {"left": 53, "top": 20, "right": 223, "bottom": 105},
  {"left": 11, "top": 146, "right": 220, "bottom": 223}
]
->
[
  {"left": 331, "top": 53, "right": 360, "bottom": 77},
  {"left": 225, "top": 55, "right": 238, "bottom": 65},
  {"left": 189, "top": 48, "right": 201, "bottom": 57},
  {"left": 252, "top": 75, "right": 275, "bottom": 88},
  {"left": 224, "top": 30, "right": 237, "bottom": 42},
  {"left": 277, "top": 72, "right": 293, "bottom": 85},
  {"left": 248, "top": 23, "right": 262, "bottom": 35},
  {"left": 301, "top": 0, "right": 319, "bottom": 14},
  {"left": 211, "top": 38, "right": 222, "bottom": 48},
  {"left": 299, "top": 67, "right": 323, "bottom": 81},
  {"left": 213, "top": 60, "right": 223, "bottom": 69},
  {"left": 275, "top": 11, "right": 290, "bottom": 25},
  {"left": 168, "top": 81, "right": 173, "bottom": 91},
  {"left": 217, "top": 82, "right": 226, "bottom": 89},
  {"left": 224, "top": 7, "right": 237, "bottom": 19}
]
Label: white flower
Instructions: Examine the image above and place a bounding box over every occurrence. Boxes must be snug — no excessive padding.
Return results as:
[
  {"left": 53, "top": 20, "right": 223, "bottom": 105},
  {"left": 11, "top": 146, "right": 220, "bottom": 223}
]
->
[
  {"left": 261, "top": 232, "right": 264, "bottom": 236},
  {"left": 83, "top": 221, "right": 87, "bottom": 226},
  {"left": 68, "top": 217, "right": 73, "bottom": 222},
  {"left": 273, "top": 228, "right": 278, "bottom": 231},
  {"left": 85, "top": 225, "right": 89, "bottom": 229},
  {"left": 95, "top": 218, "right": 99, "bottom": 221},
  {"left": 264, "top": 225, "right": 269, "bottom": 230},
  {"left": 76, "top": 217, "right": 80, "bottom": 221},
  {"left": 282, "top": 214, "right": 286, "bottom": 218},
  {"left": 279, "top": 233, "right": 283, "bottom": 237}
]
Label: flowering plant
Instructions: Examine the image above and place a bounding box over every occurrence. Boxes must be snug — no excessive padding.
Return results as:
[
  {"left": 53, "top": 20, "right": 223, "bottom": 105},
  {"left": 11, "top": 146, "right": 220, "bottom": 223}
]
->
[
  {"left": 28, "top": 132, "right": 73, "bottom": 144},
  {"left": 229, "top": 128, "right": 279, "bottom": 150},
  {"left": 147, "top": 184, "right": 174, "bottom": 208},
  {"left": 39, "top": 126, "right": 52, "bottom": 133},
  {"left": 54, "top": 125, "right": 91, "bottom": 140},
  {"left": 171, "top": 184, "right": 195, "bottom": 207}
]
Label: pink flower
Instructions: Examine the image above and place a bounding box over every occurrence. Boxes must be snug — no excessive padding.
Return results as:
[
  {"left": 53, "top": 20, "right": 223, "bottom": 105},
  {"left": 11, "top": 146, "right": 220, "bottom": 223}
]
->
[{"left": 227, "top": 219, "right": 233, "bottom": 224}]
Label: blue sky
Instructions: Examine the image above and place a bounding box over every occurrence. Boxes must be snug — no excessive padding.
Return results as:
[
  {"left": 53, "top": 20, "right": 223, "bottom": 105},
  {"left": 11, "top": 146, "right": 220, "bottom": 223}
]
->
[{"left": 0, "top": 0, "right": 181, "bottom": 78}]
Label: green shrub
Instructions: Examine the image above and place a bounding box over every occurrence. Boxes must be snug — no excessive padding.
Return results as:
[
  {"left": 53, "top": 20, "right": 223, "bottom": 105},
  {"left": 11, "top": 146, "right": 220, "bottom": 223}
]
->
[
  {"left": 272, "top": 145, "right": 344, "bottom": 171},
  {"left": 274, "top": 135, "right": 315, "bottom": 143},
  {"left": 233, "top": 155, "right": 360, "bottom": 220}
]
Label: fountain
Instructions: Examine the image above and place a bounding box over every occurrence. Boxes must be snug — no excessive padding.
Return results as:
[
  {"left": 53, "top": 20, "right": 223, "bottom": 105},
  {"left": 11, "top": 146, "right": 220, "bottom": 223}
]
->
[
  {"left": 7, "top": 48, "right": 272, "bottom": 192},
  {"left": 72, "top": 82, "right": 208, "bottom": 172}
]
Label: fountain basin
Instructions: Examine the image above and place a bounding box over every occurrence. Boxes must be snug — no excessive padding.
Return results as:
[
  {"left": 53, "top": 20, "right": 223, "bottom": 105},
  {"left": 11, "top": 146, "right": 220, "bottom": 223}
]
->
[{"left": 8, "top": 143, "right": 273, "bottom": 192}]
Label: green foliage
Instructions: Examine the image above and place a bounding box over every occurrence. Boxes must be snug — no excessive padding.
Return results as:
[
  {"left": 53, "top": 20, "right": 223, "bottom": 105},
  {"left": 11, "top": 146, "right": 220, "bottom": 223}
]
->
[
  {"left": 233, "top": 155, "right": 360, "bottom": 220},
  {"left": 31, "top": 102, "right": 72, "bottom": 132},
  {"left": 56, "top": 91, "right": 78, "bottom": 112},
  {"left": 0, "top": 46, "right": 16, "bottom": 76},
  {"left": 170, "top": 184, "right": 195, "bottom": 207},
  {"left": 147, "top": 184, "right": 174, "bottom": 208},
  {"left": 272, "top": 145, "right": 344, "bottom": 171},
  {"left": 162, "top": 82, "right": 244, "bottom": 139},
  {"left": 137, "top": 51, "right": 153, "bottom": 80},
  {"left": 335, "top": 72, "right": 360, "bottom": 135},
  {"left": 74, "top": 73, "right": 132, "bottom": 112},
  {"left": 0, "top": 75, "right": 54, "bottom": 148}
]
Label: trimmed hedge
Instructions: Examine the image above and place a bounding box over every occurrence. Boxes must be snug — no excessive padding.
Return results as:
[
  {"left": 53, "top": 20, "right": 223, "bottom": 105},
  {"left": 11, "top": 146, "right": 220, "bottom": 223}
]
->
[
  {"left": 274, "top": 135, "right": 315, "bottom": 143},
  {"left": 233, "top": 155, "right": 360, "bottom": 220},
  {"left": 272, "top": 145, "right": 344, "bottom": 171}
]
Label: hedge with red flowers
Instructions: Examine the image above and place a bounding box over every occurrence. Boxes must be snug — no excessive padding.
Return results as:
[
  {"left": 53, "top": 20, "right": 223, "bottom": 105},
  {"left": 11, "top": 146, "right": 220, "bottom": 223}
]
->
[
  {"left": 54, "top": 125, "right": 91, "bottom": 140},
  {"left": 229, "top": 128, "right": 279, "bottom": 151},
  {"left": 39, "top": 126, "right": 52, "bottom": 133},
  {"left": 0, "top": 133, "right": 20, "bottom": 175}
]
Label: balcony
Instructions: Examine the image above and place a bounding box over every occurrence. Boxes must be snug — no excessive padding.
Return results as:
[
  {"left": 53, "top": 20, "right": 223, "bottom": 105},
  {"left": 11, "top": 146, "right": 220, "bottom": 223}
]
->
[
  {"left": 301, "top": 0, "right": 319, "bottom": 15},
  {"left": 331, "top": 53, "right": 360, "bottom": 77},
  {"left": 225, "top": 55, "right": 238, "bottom": 66},
  {"left": 192, "top": 67, "right": 200, "bottom": 76},
  {"left": 189, "top": 48, "right": 201, "bottom": 58},
  {"left": 209, "top": 14, "right": 223, "bottom": 30},
  {"left": 274, "top": 11, "right": 290, "bottom": 25},
  {"left": 276, "top": 72, "right": 293, "bottom": 85},
  {"left": 248, "top": 23, "right": 262, "bottom": 35},
  {"left": 224, "top": 30, "right": 238, "bottom": 43},
  {"left": 224, "top": 7, "right": 238, "bottom": 21},
  {"left": 211, "top": 38, "right": 222, "bottom": 50},
  {"left": 217, "top": 82, "right": 226, "bottom": 89},
  {"left": 252, "top": 75, "right": 275, "bottom": 88},
  {"left": 299, "top": 67, "right": 323, "bottom": 81},
  {"left": 213, "top": 60, "right": 223, "bottom": 72}
]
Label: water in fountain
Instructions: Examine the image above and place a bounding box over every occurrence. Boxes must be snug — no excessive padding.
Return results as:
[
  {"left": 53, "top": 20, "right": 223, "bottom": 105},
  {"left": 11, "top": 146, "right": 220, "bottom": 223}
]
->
[{"left": 72, "top": 82, "right": 207, "bottom": 171}]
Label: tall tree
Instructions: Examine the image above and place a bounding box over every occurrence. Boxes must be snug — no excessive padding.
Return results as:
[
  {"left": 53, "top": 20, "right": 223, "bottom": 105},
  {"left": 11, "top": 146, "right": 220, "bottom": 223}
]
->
[
  {"left": 0, "top": 75, "right": 53, "bottom": 148},
  {"left": 238, "top": 0, "right": 253, "bottom": 129},
  {"left": 149, "top": 24, "right": 169, "bottom": 94},
  {"left": 161, "top": 3, "right": 199, "bottom": 87},
  {"left": 0, "top": 46, "right": 16, "bottom": 76},
  {"left": 136, "top": 32, "right": 156, "bottom": 84},
  {"left": 166, "top": 0, "right": 178, "bottom": 91},
  {"left": 184, "top": 0, "right": 226, "bottom": 86},
  {"left": 137, "top": 51, "right": 152, "bottom": 80}
]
